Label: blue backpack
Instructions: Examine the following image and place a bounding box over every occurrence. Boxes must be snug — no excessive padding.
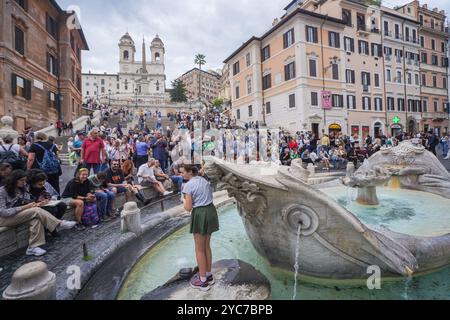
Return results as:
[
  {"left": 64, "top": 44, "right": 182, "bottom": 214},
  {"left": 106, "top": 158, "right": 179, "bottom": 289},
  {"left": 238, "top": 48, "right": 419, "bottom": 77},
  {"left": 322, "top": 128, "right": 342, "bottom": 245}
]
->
[{"left": 35, "top": 143, "right": 60, "bottom": 175}]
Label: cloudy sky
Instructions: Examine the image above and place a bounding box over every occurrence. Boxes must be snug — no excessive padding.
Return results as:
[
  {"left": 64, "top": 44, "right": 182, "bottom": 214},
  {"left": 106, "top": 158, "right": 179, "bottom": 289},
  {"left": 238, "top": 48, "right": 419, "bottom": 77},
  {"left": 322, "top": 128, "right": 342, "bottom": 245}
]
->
[{"left": 58, "top": 0, "right": 450, "bottom": 86}]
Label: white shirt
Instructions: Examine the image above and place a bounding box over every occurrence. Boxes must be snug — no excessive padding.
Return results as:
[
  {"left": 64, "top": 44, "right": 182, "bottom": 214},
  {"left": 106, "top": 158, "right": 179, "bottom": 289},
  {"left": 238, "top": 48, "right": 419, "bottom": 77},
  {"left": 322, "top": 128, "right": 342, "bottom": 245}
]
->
[
  {"left": 0, "top": 144, "right": 21, "bottom": 155},
  {"left": 137, "top": 164, "right": 156, "bottom": 184}
]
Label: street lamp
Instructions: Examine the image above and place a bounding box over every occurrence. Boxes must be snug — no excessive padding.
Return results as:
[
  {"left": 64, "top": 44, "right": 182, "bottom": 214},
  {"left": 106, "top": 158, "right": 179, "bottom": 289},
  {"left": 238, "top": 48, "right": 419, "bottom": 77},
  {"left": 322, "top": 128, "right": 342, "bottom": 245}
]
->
[{"left": 135, "top": 88, "right": 138, "bottom": 108}]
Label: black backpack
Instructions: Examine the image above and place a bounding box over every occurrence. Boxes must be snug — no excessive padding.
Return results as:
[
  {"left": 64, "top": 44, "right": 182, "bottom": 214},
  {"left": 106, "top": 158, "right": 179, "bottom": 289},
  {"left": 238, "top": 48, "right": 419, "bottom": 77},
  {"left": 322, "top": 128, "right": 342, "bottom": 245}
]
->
[{"left": 0, "top": 145, "right": 24, "bottom": 169}]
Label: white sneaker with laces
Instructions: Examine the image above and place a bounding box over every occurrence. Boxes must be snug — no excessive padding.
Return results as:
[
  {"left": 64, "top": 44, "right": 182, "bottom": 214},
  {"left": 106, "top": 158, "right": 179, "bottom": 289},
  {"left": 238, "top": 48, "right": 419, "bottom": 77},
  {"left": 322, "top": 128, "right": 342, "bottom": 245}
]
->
[
  {"left": 56, "top": 221, "right": 76, "bottom": 232},
  {"left": 26, "top": 247, "right": 47, "bottom": 257},
  {"left": 163, "top": 191, "right": 173, "bottom": 196}
]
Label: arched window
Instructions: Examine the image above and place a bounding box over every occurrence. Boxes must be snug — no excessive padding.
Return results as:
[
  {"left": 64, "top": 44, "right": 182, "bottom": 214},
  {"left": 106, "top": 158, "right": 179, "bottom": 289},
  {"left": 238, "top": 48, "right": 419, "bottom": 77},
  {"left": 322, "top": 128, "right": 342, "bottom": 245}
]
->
[
  {"left": 155, "top": 52, "right": 161, "bottom": 62},
  {"left": 123, "top": 50, "right": 129, "bottom": 60}
]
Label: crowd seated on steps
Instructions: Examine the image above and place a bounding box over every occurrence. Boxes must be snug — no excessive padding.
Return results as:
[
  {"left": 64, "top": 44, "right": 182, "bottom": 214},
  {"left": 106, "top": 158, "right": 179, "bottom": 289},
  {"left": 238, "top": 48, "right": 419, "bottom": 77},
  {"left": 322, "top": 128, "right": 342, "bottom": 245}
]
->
[{"left": 0, "top": 107, "right": 205, "bottom": 258}]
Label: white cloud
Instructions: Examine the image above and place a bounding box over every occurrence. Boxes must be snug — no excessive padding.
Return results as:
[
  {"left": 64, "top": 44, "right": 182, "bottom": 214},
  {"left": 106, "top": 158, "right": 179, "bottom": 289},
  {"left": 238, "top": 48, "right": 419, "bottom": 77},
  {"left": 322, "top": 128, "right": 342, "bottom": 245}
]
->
[{"left": 58, "top": 0, "right": 449, "bottom": 87}]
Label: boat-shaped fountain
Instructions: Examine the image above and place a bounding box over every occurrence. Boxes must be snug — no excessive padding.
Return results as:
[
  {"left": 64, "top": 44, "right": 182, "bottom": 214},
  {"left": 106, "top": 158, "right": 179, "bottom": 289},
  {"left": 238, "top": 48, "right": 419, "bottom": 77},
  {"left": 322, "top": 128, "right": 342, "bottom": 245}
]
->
[{"left": 204, "top": 139, "right": 450, "bottom": 281}]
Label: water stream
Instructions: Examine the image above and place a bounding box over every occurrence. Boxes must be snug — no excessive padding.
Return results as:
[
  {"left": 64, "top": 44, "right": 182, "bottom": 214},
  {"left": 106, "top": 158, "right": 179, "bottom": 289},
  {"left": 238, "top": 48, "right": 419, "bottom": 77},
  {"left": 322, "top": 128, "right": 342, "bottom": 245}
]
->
[{"left": 293, "top": 224, "right": 302, "bottom": 300}]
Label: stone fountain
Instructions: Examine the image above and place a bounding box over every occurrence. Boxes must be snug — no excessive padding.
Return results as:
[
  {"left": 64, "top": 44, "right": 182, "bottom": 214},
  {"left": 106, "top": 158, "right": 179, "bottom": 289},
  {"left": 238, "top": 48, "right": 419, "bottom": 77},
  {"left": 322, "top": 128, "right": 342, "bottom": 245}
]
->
[
  {"left": 204, "top": 140, "right": 450, "bottom": 281},
  {"left": 341, "top": 161, "right": 392, "bottom": 206}
]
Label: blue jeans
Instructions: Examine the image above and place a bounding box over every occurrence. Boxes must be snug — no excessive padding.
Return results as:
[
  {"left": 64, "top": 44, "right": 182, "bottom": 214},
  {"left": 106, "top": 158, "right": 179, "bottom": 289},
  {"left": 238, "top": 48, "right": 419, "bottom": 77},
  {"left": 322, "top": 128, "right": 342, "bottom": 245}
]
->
[
  {"left": 171, "top": 176, "right": 183, "bottom": 192},
  {"left": 441, "top": 142, "right": 449, "bottom": 157},
  {"left": 96, "top": 190, "right": 115, "bottom": 218}
]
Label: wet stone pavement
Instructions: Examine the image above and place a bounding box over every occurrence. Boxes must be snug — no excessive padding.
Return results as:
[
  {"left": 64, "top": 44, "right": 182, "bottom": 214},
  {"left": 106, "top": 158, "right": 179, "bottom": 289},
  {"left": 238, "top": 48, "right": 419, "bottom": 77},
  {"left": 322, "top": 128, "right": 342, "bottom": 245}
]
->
[{"left": 0, "top": 185, "right": 187, "bottom": 300}]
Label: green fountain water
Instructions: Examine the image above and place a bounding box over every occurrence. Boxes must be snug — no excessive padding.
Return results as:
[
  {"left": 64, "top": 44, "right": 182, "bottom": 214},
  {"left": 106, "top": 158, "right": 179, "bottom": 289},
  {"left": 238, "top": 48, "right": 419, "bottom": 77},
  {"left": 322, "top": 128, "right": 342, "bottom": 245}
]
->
[{"left": 118, "top": 189, "right": 450, "bottom": 300}]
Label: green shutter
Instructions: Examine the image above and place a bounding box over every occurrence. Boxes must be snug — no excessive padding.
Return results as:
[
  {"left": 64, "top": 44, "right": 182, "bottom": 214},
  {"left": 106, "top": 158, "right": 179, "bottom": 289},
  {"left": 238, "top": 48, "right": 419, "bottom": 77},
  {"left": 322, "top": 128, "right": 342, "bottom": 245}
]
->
[
  {"left": 24, "top": 79, "right": 32, "bottom": 100},
  {"left": 11, "top": 73, "right": 17, "bottom": 96}
]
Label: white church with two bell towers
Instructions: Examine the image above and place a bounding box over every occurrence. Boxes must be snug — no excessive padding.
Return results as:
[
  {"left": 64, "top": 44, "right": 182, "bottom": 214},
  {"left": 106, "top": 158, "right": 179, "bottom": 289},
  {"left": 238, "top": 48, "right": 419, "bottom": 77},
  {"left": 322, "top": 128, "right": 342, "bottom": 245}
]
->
[{"left": 82, "top": 32, "right": 168, "bottom": 106}]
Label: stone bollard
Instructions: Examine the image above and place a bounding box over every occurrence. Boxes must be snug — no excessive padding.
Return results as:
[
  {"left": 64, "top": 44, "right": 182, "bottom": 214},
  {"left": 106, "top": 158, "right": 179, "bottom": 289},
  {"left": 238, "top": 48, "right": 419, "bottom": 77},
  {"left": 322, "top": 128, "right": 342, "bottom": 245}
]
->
[
  {"left": 121, "top": 202, "right": 142, "bottom": 235},
  {"left": 2, "top": 261, "right": 56, "bottom": 300},
  {"left": 346, "top": 162, "right": 355, "bottom": 176},
  {"left": 307, "top": 163, "right": 315, "bottom": 176}
]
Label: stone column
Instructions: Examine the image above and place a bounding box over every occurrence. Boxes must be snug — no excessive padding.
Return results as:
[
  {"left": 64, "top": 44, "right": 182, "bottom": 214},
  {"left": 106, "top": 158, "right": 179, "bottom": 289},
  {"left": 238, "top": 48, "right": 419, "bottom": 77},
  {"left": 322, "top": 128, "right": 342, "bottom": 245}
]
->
[
  {"left": 0, "top": 116, "right": 19, "bottom": 143},
  {"left": 2, "top": 262, "right": 56, "bottom": 300},
  {"left": 121, "top": 202, "right": 142, "bottom": 235}
]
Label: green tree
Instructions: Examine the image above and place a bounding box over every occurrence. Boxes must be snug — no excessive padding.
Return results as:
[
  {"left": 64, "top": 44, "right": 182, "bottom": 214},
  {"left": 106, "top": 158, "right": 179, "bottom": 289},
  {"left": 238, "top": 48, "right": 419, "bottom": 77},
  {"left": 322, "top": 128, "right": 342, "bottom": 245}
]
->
[
  {"left": 212, "top": 98, "right": 224, "bottom": 107},
  {"left": 170, "top": 79, "right": 187, "bottom": 102}
]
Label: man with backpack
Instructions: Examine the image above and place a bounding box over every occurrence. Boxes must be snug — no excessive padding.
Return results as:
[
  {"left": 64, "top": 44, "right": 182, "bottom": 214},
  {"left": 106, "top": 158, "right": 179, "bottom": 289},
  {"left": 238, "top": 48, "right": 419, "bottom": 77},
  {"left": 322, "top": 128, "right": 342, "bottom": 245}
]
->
[
  {"left": 26, "top": 132, "right": 61, "bottom": 193},
  {"left": 0, "top": 135, "right": 28, "bottom": 170}
]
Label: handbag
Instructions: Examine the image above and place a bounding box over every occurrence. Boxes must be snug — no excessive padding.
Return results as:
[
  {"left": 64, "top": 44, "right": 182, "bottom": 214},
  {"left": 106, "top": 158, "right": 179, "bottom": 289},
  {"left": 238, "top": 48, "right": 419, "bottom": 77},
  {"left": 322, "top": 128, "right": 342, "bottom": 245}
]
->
[{"left": 81, "top": 202, "right": 100, "bottom": 226}]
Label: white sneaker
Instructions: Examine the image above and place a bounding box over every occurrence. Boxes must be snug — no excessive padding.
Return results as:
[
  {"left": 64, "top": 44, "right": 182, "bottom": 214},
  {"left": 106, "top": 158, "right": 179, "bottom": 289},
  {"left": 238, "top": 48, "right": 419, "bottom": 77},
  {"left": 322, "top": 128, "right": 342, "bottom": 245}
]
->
[
  {"left": 56, "top": 221, "right": 76, "bottom": 232},
  {"left": 163, "top": 191, "right": 173, "bottom": 196},
  {"left": 26, "top": 247, "right": 47, "bottom": 257}
]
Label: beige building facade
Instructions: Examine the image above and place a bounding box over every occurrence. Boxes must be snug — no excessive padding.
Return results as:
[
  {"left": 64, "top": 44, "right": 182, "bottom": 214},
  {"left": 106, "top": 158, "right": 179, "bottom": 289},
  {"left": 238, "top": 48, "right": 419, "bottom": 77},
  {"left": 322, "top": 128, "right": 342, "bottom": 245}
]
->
[{"left": 176, "top": 68, "right": 221, "bottom": 102}]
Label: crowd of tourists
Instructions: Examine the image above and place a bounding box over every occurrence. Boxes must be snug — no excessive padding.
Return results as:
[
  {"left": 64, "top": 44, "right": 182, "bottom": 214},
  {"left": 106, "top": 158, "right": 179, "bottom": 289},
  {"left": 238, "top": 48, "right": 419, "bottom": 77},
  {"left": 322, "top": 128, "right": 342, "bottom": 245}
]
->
[{"left": 1, "top": 104, "right": 449, "bottom": 291}]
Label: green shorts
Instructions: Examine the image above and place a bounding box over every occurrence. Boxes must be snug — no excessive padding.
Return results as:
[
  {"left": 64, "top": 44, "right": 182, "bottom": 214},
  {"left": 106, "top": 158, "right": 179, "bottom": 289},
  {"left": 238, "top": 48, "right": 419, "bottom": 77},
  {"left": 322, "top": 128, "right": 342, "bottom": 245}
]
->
[{"left": 190, "top": 203, "right": 219, "bottom": 235}]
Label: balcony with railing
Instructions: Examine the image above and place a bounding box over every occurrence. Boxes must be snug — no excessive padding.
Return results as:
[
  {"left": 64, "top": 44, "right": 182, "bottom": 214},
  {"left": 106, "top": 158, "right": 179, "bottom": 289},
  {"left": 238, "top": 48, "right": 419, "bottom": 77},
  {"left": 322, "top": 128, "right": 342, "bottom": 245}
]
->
[{"left": 422, "top": 112, "right": 449, "bottom": 120}]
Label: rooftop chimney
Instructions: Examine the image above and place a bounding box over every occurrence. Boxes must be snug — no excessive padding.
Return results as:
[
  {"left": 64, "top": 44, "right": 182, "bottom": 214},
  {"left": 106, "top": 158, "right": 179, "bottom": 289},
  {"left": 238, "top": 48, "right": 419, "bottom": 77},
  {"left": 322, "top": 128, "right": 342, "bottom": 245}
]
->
[
  {"left": 272, "top": 18, "right": 279, "bottom": 26},
  {"left": 440, "top": 10, "right": 445, "bottom": 15},
  {"left": 423, "top": 4, "right": 427, "bottom": 9},
  {"left": 433, "top": 8, "right": 438, "bottom": 13}
]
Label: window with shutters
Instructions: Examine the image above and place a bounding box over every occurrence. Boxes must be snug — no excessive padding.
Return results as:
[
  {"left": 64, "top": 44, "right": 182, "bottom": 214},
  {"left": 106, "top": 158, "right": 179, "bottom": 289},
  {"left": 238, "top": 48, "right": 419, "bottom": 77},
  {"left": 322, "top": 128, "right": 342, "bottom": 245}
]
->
[
  {"left": 262, "top": 74, "right": 272, "bottom": 90},
  {"left": 11, "top": 74, "right": 31, "bottom": 100},
  {"left": 358, "top": 40, "right": 369, "bottom": 55},
  {"left": 375, "top": 98, "right": 383, "bottom": 111},
  {"left": 407, "top": 73, "right": 412, "bottom": 85},
  {"left": 49, "top": 92, "right": 57, "bottom": 109},
  {"left": 285, "top": 62, "right": 296, "bottom": 81},
  {"left": 332, "top": 94, "right": 343, "bottom": 108},
  {"left": 407, "top": 99, "right": 414, "bottom": 112},
  {"left": 434, "top": 100, "right": 438, "bottom": 112},
  {"left": 347, "top": 95, "right": 356, "bottom": 109},
  {"left": 398, "top": 98, "right": 405, "bottom": 111},
  {"left": 328, "top": 31, "right": 340, "bottom": 48},
  {"left": 421, "top": 52, "right": 427, "bottom": 64},
  {"left": 422, "top": 100, "right": 427, "bottom": 112},
  {"left": 433, "top": 75, "right": 437, "bottom": 87},
  {"left": 262, "top": 45, "right": 270, "bottom": 61},
  {"left": 332, "top": 64, "right": 339, "bottom": 80},
  {"left": 361, "top": 72, "right": 371, "bottom": 87},
  {"left": 431, "top": 39, "right": 436, "bottom": 50},
  {"left": 248, "top": 105, "right": 253, "bottom": 117},
  {"left": 283, "top": 28, "right": 295, "bottom": 48},
  {"left": 444, "top": 77, "right": 447, "bottom": 89},
  {"left": 311, "top": 92, "right": 319, "bottom": 106},
  {"left": 48, "top": 54, "right": 58, "bottom": 76},
  {"left": 362, "top": 97, "right": 371, "bottom": 110},
  {"left": 306, "top": 26, "right": 318, "bottom": 43},
  {"left": 46, "top": 13, "right": 58, "bottom": 39},
  {"left": 344, "top": 37, "right": 354, "bottom": 53},
  {"left": 309, "top": 59, "right": 317, "bottom": 77},
  {"left": 233, "top": 61, "right": 240, "bottom": 76},
  {"left": 374, "top": 73, "right": 380, "bottom": 87},
  {"left": 420, "top": 36, "right": 424, "bottom": 47},
  {"left": 387, "top": 97, "right": 395, "bottom": 111},
  {"left": 235, "top": 85, "right": 240, "bottom": 99},
  {"left": 246, "top": 53, "right": 251, "bottom": 67},
  {"left": 289, "top": 94, "right": 296, "bottom": 108},
  {"left": 431, "top": 55, "right": 438, "bottom": 66},
  {"left": 442, "top": 42, "right": 446, "bottom": 53},
  {"left": 236, "top": 109, "right": 240, "bottom": 120},
  {"left": 247, "top": 78, "right": 252, "bottom": 94},
  {"left": 386, "top": 69, "right": 391, "bottom": 82},
  {"left": 342, "top": 9, "right": 352, "bottom": 27},
  {"left": 266, "top": 102, "right": 271, "bottom": 114},
  {"left": 422, "top": 74, "right": 426, "bottom": 86},
  {"left": 371, "top": 43, "right": 382, "bottom": 57},
  {"left": 415, "top": 74, "right": 419, "bottom": 86},
  {"left": 396, "top": 71, "right": 402, "bottom": 84},
  {"left": 14, "top": 26, "right": 25, "bottom": 55},
  {"left": 346, "top": 69, "right": 355, "bottom": 84},
  {"left": 384, "top": 21, "right": 389, "bottom": 36}
]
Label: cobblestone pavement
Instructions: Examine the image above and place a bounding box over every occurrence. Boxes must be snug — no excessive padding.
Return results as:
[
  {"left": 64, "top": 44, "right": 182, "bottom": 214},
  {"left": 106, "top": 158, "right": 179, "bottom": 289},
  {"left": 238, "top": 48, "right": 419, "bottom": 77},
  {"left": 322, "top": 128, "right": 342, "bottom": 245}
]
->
[{"left": 0, "top": 193, "right": 186, "bottom": 300}]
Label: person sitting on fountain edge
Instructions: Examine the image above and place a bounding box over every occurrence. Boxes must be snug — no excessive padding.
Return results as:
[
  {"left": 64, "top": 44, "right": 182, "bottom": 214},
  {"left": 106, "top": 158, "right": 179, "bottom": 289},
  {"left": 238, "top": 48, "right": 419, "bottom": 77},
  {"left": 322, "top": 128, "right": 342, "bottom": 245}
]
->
[{"left": 182, "top": 165, "right": 219, "bottom": 291}]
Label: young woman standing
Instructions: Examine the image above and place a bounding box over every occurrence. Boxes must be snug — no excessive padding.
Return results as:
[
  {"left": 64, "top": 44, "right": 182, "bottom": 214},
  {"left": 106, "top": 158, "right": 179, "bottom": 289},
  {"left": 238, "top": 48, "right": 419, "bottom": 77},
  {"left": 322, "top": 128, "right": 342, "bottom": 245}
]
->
[{"left": 182, "top": 165, "right": 219, "bottom": 291}]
